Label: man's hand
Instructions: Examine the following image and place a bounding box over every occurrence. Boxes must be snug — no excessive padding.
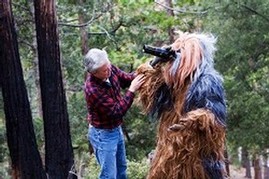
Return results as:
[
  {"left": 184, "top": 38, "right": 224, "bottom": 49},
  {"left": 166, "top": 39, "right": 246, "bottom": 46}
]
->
[{"left": 129, "top": 74, "right": 145, "bottom": 93}]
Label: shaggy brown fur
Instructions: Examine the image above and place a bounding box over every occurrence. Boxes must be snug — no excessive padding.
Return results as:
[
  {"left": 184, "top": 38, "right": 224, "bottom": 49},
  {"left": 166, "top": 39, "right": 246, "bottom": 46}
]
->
[{"left": 136, "top": 33, "right": 226, "bottom": 179}]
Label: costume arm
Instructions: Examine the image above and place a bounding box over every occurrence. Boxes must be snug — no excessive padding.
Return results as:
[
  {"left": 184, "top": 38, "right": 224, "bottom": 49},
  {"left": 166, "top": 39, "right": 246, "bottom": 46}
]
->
[
  {"left": 185, "top": 72, "right": 226, "bottom": 126},
  {"left": 168, "top": 108, "right": 226, "bottom": 160}
]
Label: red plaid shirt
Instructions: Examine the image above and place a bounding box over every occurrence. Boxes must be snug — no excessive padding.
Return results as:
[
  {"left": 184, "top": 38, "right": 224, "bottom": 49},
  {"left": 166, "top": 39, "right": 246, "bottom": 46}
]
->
[{"left": 84, "top": 65, "right": 135, "bottom": 129}]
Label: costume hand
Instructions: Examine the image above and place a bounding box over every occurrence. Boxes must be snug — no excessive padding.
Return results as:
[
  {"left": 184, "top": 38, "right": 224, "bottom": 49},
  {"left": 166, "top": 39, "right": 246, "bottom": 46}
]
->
[
  {"left": 168, "top": 118, "right": 189, "bottom": 132},
  {"left": 129, "top": 74, "right": 145, "bottom": 93}
]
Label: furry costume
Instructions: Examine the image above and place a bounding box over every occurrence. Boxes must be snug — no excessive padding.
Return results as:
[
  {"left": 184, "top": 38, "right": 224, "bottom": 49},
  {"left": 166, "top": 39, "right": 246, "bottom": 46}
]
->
[{"left": 137, "top": 32, "right": 227, "bottom": 179}]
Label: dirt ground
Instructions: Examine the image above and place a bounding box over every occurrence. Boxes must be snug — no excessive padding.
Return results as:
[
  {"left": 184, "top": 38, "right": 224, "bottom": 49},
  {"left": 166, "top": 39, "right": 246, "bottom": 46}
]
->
[{"left": 229, "top": 165, "right": 248, "bottom": 179}]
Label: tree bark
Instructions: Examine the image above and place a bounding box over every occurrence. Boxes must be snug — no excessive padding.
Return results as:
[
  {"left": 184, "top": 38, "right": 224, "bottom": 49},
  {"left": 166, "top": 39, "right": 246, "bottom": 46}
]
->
[
  {"left": 78, "top": 0, "right": 89, "bottom": 82},
  {"left": 264, "top": 151, "right": 269, "bottom": 179},
  {"left": 156, "top": 0, "right": 175, "bottom": 43},
  {"left": 28, "top": 0, "right": 43, "bottom": 119},
  {"left": 242, "top": 148, "right": 252, "bottom": 178},
  {"left": 78, "top": 0, "right": 89, "bottom": 56},
  {"left": 253, "top": 154, "right": 262, "bottom": 179},
  {"left": 0, "top": 0, "right": 46, "bottom": 178},
  {"left": 164, "top": 0, "right": 175, "bottom": 43},
  {"left": 224, "top": 148, "right": 230, "bottom": 177},
  {"left": 33, "top": 0, "right": 76, "bottom": 178}
]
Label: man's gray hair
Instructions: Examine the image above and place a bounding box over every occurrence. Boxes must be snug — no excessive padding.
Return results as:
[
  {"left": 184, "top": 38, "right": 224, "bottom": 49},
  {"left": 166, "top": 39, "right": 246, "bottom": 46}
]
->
[{"left": 84, "top": 48, "right": 110, "bottom": 73}]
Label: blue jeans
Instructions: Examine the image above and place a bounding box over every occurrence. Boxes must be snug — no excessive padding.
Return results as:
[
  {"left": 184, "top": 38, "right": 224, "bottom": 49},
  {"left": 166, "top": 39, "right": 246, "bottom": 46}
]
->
[{"left": 88, "top": 125, "right": 127, "bottom": 179}]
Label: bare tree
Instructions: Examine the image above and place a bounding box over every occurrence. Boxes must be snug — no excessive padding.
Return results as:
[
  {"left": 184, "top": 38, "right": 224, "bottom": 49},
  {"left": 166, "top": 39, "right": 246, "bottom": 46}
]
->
[
  {"left": 0, "top": 0, "right": 46, "bottom": 178},
  {"left": 33, "top": 0, "right": 76, "bottom": 178}
]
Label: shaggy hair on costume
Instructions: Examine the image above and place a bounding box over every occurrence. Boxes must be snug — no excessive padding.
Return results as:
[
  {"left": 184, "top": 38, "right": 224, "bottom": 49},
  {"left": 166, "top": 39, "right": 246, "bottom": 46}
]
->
[{"left": 137, "top": 32, "right": 227, "bottom": 179}]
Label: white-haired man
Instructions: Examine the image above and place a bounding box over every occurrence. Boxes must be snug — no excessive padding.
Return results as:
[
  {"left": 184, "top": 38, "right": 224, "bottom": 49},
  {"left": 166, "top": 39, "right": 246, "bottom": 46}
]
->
[{"left": 83, "top": 48, "right": 145, "bottom": 179}]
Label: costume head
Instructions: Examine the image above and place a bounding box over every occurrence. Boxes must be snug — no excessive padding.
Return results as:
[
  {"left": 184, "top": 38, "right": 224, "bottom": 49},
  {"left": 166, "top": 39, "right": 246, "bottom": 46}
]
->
[{"left": 137, "top": 32, "right": 227, "bottom": 179}]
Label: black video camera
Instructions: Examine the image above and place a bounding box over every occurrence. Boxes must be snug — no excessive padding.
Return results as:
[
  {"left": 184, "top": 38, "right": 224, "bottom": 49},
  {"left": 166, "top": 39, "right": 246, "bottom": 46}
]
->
[{"left": 143, "top": 45, "right": 177, "bottom": 66}]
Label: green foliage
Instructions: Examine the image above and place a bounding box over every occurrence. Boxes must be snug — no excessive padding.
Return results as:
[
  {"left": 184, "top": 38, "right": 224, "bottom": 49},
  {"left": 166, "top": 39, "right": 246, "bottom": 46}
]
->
[
  {"left": 124, "top": 105, "right": 157, "bottom": 161},
  {"left": 2, "top": 0, "right": 269, "bottom": 177},
  {"left": 127, "top": 158, "right": 150, "bottom": 179},
  {"left": 32, "top": 117, "right": 44, "bottom": 149},
  {"left": 85, "top": 157, "right": 100, "bottom": 179},
  {"left": 73, "top": 152, "right": 150, "bottom": 178},
  {"left": 0, "top": 119, "right": 8, "bottom": 163},
  {"left": 0, "top": 91, "right": 9, "bottom": 178},
  {"left": 67, "top": 92, "right": 89, "bottom": 154},
  {"left": 202, "top": 0, "right": 269, "bottom": 156}
]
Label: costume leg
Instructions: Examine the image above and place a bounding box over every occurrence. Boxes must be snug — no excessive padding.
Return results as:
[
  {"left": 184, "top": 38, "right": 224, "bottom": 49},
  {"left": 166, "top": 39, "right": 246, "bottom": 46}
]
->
[{"left": 203, "top": 159, "right": 225, "bottom": 179}]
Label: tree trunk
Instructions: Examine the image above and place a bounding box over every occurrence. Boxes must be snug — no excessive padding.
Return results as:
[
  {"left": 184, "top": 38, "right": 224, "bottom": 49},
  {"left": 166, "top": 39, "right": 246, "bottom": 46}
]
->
[
  {"left": 264, "top": 151, "right": 269, "bottom": 179},
  {"left": 164, "top": 0, "right": 175, "bottom": 43},
  {"left": 28, "top": 0, "right": 43, "bottom": 119},
  {"left": 242, "top": 148, "right": 252, "bottom": 178},
  {"left": 253, "top": 154, "right": 262, "bottom": 179},
  {"left": 78, "top": 0, "right": 89, "bottom": 81},
  {"left": 156, "top": 0, "right": 175, "bottom": 43},
  {"left": 33, "top": 0, "right": 76, "bottom": 178},
  {"left": 224, "top": 148, "right": 230, "bottom": 177},
  {"left": 78, "top": 0, "right": 89, "bottom": 56},
  {"left": 0, "top": 0, "right": 46, "bottom": 178}
]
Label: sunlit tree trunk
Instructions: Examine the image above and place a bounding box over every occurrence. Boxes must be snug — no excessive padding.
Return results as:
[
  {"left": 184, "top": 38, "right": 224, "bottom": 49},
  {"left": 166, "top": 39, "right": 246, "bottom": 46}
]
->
[
  {"left": 0, "top": 0, "right": 46, "bottom": 178},
  {"left": 78, "top": 0, "right": 90, "bottom": 82},
  {"left": 242, "top": 148, "right": 252, "bottom": 178},
  {"left": 77, "top": 0, "right": 94, "bottom": 157},
  {"left": 253, "top": 154, "right": 262, "bottom": 179},
  {"left": 264, "top": 150, "right": 269, "bottom": 179},
  {"left": 164, "top": 0, "right": 175, "bottom": 43},
  {"left": 28, "top": 0, "right": 43, "bottom": 119},
  {"left": 33, "top": 0, "right": 76, "bottom": 178},
  {"left": 224, "top": 147, "right": 230, "bottom": 177},
  {"left": 78, "top": 0, "right": 89, "bottom": 56}
]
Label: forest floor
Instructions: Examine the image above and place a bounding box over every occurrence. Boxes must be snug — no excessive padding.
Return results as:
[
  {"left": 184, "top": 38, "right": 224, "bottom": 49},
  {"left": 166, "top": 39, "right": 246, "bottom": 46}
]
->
[
  {"left": 229, "top": 165, "right": 265, "bottom": 179},
  {"left": 230, "top": 165, "right": 248, "bottom": 179}
]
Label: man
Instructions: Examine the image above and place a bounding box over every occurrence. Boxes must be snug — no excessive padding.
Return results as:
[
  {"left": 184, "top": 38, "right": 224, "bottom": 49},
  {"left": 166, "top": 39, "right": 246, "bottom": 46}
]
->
[{"left": 83, "top": 48, "right": 145, "bottom": 179}]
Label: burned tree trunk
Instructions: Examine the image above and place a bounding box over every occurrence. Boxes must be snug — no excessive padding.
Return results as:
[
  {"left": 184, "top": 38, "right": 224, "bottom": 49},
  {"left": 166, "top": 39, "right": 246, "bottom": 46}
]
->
[
  {"left": 33, "top": 0, "right": 76, "bottom": 178},
  {"left": 0, "top": 0, "right": 46, "bottom": 178}
]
